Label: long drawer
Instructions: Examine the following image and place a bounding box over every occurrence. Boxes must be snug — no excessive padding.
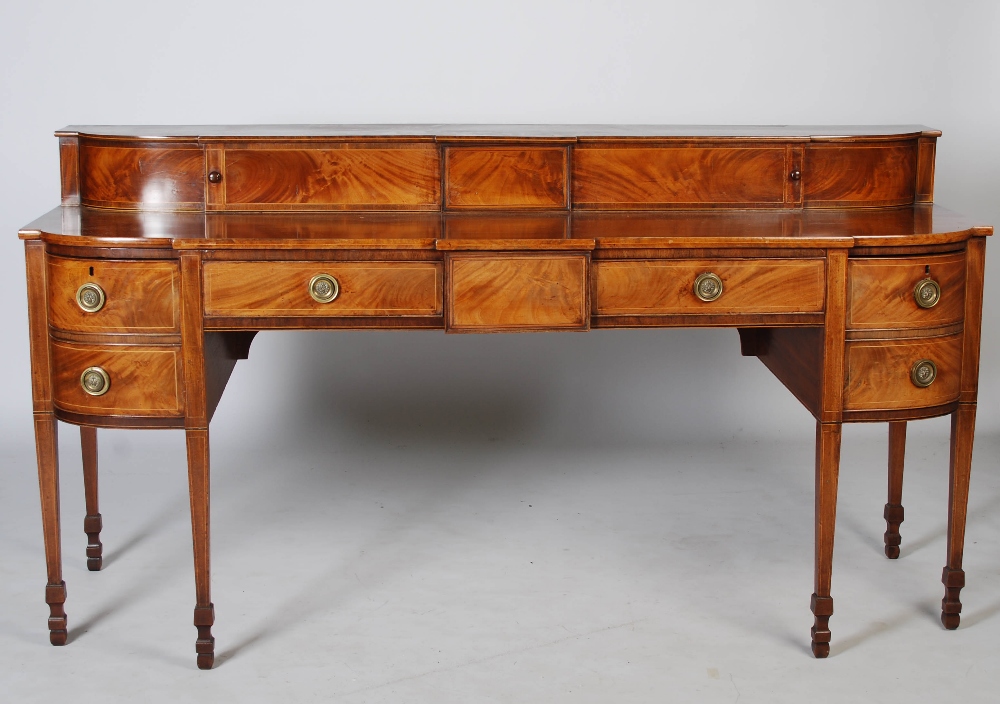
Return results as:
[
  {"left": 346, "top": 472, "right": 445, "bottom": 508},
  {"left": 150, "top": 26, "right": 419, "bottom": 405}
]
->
[
  {"left": 203, "top": 261, "right": 442, "bottom": 317},
  {"left": 594, "top": 259, "right": 826, "bottom": 315}
]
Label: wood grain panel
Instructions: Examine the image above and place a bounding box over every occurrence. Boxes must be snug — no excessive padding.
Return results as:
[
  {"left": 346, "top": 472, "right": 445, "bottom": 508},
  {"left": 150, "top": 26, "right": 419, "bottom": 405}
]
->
[
  {"left": 960, "top": 237, "right": 987, "bottom": 402},
  {"left": 843, "top": 333, "right": 963, "bottom": 411},
  {"left": 60, "top": 137, "right": 80, "bottom": 206},
  {"left": 595, "top": 259, "right": 825, "bottom": 315},
  {"left": 847, "top": 252, "right": 965, "bottom": 330},
  {"left": 47, "top": 256, "right": 179, "bottom": 333},
  {"left": 804, "top": 143, "right": 917, "bottom": 207},
  {"left": 820, "top": 250, "right": 848, "bottom": 422},
  {"left": 223, "top": 146, "right": 440, "bottom": 209},
  {"left": 25, "top": 242, "right": 54, "bottom": 411},
  {"left": 915, "top": 137, "right": 936, "bottom": 203},
  {"left": 50, "top": 340, "right": 183, "bottom": 416},
  {"left": 572, "top": 146, "right": 787, "bottom": 208},
  {"left": 206, "top": 212, "right": 440, "bottom": 242},
  {"left": 447, "top": 254, "right": 589, "bottom": 331},
  {"left": 758, "top": 327, "right": 824, "bottom": 418},
  {"left": 79, "top": 143, "right": 205, "bottom": 208},
  {"left": 444, "top": 213, "right": 569, "bottom": 240},
  {"left": 203, "top": 261, "right": 442, "bottom": 317},
  {"left": 445, "top": 148, "right": 567, "bottom": 208}
]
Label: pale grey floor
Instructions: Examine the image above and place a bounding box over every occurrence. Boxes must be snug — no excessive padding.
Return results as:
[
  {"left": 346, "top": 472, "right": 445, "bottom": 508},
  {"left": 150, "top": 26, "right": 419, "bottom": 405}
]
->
[{"left": 3, "top": 332, "right": 999, "bottom": 703}]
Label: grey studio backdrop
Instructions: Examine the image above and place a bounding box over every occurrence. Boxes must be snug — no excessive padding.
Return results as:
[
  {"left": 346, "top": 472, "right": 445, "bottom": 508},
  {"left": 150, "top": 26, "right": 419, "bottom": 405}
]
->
[
  {"left": 2, "top": 1, "right": 997, "bottom": 450},
  {"left": 1, "top": 0, "right": 998, "bottom": 698}
]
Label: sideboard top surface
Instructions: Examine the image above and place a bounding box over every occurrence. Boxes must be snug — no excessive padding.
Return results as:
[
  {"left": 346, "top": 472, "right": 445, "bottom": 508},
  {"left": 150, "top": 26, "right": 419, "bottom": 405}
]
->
[
  {"left": 57, "top": 124, "right": 941, "bottom": 140},
  {"left": 19, "top": 204, "right": 991, "bottom": 250}
]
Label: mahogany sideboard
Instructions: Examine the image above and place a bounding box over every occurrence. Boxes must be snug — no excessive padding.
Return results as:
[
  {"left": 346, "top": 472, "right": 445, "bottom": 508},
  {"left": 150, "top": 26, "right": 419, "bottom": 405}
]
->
[{"left": 20, "top": 125, "right": 991, "bottom": 669}]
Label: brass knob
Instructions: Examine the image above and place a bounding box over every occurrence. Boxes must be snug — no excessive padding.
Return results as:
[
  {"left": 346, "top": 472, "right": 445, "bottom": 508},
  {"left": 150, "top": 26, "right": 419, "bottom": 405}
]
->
[
  {"left": 694, "top": 272, "right": 724, "bottom": 302},
  {"left": 80, "top": 367, "right": 110, "bottom": 396},
  {"left": 913, "top": 278, "right": 941, "bottom": 309},
  {"left": 910, "top": 359, "right": 937, "bottom": 388},
  {"left": 308, "top": 273, "right": 339, "bottom": 303},
  {"left": 208, "top": 170, "right": 223, "bottom": 184},
  {"left": 76, "top": 283, "right": 106, "bottom": 313}
]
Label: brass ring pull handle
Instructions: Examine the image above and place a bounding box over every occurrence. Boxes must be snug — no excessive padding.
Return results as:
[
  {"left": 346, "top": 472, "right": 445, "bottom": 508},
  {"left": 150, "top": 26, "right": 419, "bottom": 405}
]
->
[
  {"left": 694, "top": 272, "right": 724, "bottom": 302},
  {"left": 76, "top": 283, "right": 106, "bottom": 313},
  {"left": 910, "top": 359, "right": 937, "bottom": 388},
  {"left": 80, "top": 367, "right": 111, "bottom": 396},
  {"left": 308, "top": 273, "right": 340, "bottom": 303},
  {"left": 913, "top": 278, "right": 941, "bottom": 309}
]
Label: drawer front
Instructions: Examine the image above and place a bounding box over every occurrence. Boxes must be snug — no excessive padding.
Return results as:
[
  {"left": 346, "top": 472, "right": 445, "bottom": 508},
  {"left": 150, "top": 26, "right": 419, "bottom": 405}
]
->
[
  {"left": 848, "top": 252, "right": 965, "bottom": 330},
  {"left": 203, "top": 261, "right": 442, "bottom": 317},
  {"left": 595, "top": 259, "right": 826, "bottom": 315},
  {"left": 445, "top": 148, "right": 568, "bottom": 208},
  {"left": 844, "top": 333, "right": 962, "bottom": 411},
  {"left": 447, "top": 254, "right": 589, "bottom": 331},
  {"left": 51, "top": 340, "right": 183, "bottom": 417},
  {"left": 47, "top": 256, "right": 180, "bottom": 333}
]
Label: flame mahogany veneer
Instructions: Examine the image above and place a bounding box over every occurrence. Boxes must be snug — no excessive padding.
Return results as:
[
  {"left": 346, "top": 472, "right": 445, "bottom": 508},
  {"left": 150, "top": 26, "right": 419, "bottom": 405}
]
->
[{"left": 21, "top": 125, "right": 991, "bottom": 668}]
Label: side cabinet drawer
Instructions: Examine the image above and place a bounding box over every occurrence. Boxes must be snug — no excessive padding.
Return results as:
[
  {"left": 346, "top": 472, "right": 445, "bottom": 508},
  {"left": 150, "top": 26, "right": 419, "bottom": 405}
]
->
[
  {"left": 50, "top": 340, "right": 183, "bottom": 417},
  {"left": 595, "top": 259, "right": 826, "bottom": 315},
  {"left": 203, "top": 261, "right": 442, "bottom": 317},
  {"left": 843, "top": 334, "right": 962, "bottom": 411},
  {"left": 847, "top": 252, "right": 966, "bottom": 330},
  {"left": 47, "top": 256, "right": 180, "bottom": 333}
]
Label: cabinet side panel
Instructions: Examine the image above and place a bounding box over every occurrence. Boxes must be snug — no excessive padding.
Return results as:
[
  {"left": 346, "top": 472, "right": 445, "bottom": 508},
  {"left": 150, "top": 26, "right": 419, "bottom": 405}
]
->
[
  {"left": 60, "top": 137, "right": 80, "bottom": 206},
  {"left": 915, "top": 136, "right": 937, "bottom": 203},
  {"left": 758, "top": 327, "right": 824, "bottom": 418}
]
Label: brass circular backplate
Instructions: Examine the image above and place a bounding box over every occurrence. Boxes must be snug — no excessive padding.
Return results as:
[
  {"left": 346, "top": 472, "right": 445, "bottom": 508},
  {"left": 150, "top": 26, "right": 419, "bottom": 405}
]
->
[
  {"left": 76, "top": 283, "right": 106, "bottom": 313},
  {"left": 910, "top": 359, "right": 937, "bottom": 388},
  {"left": 693, "top": 272, "right": 724, "bottom": 302},
  {"left": 80, "top": 366, "right": 111, "bottom": 396},
  {"left": 913, "top": 278, "right": 941, "bottom": 309},
  {"left": 308, "top": 273, "right": 340, "bottom": 303}
]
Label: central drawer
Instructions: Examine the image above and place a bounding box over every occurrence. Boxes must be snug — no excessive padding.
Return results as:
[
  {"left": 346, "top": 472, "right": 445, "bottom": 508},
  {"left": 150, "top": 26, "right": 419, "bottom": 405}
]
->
[
  {"left": 446, "top": 253, "right": 590, "bottom": 331},
  {"left": 595, "top": 258, "right": 826, "bottom": 315},
  {"left": 203, "top": 261, "right": 442, "bottom": 317}
]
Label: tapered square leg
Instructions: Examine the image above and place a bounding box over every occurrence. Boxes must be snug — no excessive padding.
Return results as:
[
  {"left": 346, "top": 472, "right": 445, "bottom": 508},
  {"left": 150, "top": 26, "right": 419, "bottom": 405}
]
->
[
  {"left": 80, "top": 426, "right": 103, "bottom": 571},
  {"left": 186, "top": 428, "right": 214, "bottom": 669},
  {"left": 34, "top": 414, "right": 67, "bottom": 645},
  {"left": 883, "top": 421, "right": 906, "bottom": 559},
  {"left": 812, "top": 422, "right": 841, "bottom": 658},
  {"left": 942, "top": 404, "right": 976, "bottom": 630}
]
